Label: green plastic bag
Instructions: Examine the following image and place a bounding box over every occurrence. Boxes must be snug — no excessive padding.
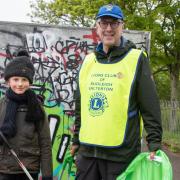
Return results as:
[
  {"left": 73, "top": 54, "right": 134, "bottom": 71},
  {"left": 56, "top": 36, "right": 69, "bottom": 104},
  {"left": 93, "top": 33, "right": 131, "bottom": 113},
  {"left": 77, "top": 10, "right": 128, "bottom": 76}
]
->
[{"left": 117, "top": 150, "right": 172, "bottom": 180}]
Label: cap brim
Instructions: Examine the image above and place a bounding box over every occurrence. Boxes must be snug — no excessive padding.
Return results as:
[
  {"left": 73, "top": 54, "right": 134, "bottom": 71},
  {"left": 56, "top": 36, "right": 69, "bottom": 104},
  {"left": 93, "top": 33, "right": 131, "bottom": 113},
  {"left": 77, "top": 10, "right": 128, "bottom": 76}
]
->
[{"left": 96, "top": 14, "right": 123, "bottom": 20}]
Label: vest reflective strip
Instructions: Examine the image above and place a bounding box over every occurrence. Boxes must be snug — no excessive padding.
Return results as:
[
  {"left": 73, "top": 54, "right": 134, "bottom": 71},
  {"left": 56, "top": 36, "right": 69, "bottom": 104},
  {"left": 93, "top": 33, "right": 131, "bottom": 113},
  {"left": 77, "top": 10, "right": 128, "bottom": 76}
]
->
[{"left": 79, "top": 49, "right": 142, "bottom": 147}]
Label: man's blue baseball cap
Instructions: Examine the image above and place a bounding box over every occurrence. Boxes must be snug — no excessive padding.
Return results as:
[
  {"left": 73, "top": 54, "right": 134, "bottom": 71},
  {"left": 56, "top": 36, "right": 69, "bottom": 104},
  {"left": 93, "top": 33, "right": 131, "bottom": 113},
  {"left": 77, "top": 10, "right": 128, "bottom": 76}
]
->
[{"left": 96, "top": 4, "right": 124, "bottom": 20}]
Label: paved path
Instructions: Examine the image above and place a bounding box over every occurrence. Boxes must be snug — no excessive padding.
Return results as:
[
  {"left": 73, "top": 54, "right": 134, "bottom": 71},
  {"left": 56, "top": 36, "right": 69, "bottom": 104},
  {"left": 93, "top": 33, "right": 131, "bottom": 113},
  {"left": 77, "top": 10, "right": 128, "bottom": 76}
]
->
[{"left": 162, "top": 146, "right": 180, "bottom": 180}]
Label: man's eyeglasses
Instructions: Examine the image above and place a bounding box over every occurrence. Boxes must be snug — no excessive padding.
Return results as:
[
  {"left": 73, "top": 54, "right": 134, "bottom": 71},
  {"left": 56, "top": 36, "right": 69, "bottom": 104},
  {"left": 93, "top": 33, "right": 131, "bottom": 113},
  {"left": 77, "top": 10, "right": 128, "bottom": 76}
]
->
[{"left": 98, "top": 20, "right": 123, "bottom": 29}]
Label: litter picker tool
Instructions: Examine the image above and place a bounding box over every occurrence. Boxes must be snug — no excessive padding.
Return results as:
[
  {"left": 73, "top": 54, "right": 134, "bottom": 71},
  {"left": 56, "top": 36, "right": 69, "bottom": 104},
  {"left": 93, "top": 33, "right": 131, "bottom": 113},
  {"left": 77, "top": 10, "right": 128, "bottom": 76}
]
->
[
  {"left": 59, "top": 151, "right": 75, "bottom": 180},
  {"left": 0, "top": 131, "right": 34, "bottom": 180}
]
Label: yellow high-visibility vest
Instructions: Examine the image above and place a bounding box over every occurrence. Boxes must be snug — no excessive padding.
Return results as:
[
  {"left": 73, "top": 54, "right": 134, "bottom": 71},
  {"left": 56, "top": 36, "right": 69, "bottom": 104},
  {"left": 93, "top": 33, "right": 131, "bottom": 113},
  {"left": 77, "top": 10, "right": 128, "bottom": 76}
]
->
[{"left": 79, "top": 49, "right": 142, "bottom": 147}]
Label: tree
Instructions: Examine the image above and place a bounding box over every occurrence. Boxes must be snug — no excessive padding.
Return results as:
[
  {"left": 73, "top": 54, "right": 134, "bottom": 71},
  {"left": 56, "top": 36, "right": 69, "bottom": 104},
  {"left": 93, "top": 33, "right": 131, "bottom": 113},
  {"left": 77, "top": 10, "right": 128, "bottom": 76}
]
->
[
  {"left": 152, "top": 0, "right": 180, "bottom": 102},
  {"left": 124, "top": 0, "right": 180, "bottom": 102},
  {"left": 123, "top": 0, "right": 180, "bottom": 132},
  {"left": 29, "top": 0, "right": 118, "bottom": 26}
]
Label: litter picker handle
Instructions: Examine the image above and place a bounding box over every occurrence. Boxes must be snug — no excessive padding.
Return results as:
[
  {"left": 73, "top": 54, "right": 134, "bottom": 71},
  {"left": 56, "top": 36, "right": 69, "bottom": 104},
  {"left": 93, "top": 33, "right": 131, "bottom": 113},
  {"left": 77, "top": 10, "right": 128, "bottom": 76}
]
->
[
  {"left": 0, "top": 131, "right": 34, "bottom": 180},
  {"left": 0, "top": 131, "right": 12, "bottom": 149}
]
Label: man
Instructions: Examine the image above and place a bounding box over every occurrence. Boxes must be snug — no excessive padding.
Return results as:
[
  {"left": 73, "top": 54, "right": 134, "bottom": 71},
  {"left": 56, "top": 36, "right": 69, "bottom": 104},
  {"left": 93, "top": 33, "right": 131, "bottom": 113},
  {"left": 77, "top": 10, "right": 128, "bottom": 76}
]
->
[{"left": 71, "top": 4, "right": 162, "bottom": 180}]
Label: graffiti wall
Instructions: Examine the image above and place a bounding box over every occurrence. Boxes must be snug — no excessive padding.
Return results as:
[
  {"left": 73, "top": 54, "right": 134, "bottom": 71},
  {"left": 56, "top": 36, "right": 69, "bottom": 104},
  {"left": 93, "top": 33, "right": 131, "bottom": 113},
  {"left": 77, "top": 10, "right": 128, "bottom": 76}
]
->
[{"left": 0, "top": 21, "right": 150, "bottom": 179}]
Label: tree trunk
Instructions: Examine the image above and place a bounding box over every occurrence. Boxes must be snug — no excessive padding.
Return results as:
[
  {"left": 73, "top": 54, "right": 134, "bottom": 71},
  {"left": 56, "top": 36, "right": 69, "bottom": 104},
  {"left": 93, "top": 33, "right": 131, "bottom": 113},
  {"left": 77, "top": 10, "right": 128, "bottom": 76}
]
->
[{"left": 169, "top": 63, "right": 180, "bottom": 132}]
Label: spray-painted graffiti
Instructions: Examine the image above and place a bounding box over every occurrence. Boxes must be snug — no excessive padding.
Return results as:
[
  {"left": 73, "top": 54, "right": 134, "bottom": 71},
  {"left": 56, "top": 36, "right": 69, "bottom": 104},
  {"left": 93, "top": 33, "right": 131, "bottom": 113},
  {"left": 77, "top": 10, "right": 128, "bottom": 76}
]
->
[{"left": 0, "top": 21, "right": 150, "bottom": 179}]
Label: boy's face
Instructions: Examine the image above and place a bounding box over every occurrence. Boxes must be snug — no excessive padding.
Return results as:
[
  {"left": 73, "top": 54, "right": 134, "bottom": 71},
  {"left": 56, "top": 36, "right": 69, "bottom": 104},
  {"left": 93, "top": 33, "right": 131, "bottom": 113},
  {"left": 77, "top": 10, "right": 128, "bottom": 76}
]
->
[{"left": 7, "top": 76, "right": 30, "bottom": 94}]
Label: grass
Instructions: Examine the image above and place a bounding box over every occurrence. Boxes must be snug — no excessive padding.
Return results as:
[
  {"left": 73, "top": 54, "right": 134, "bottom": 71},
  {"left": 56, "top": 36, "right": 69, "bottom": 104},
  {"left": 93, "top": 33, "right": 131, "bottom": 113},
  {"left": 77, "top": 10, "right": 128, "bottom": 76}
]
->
[{"left": 162, "top": 131, "right": 180, "bottom": 153}]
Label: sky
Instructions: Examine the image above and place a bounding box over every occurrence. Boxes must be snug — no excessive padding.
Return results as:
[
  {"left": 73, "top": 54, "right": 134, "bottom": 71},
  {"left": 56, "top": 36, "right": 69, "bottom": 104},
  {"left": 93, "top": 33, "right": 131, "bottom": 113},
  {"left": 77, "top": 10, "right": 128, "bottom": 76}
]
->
[{"left": 0, "top": 0, "right": 32, "bottom": 23}]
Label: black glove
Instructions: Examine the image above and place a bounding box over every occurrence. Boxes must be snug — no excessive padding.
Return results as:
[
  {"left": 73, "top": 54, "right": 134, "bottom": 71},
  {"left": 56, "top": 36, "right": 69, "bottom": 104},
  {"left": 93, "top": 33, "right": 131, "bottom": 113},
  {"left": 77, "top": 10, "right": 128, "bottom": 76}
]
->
[
  {"left": 0, "top": 136, "right": 3, "bottom": 145},
  {"left": 42, "top": 177, "right": 53, "bottom": 180}
]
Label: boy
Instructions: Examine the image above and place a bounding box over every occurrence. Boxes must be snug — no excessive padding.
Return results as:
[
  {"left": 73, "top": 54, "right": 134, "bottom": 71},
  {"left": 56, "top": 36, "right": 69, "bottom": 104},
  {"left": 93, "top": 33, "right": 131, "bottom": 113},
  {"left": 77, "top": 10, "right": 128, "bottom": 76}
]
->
[{"left": 0, "top": 55, "right": 52, "bottom": 180}]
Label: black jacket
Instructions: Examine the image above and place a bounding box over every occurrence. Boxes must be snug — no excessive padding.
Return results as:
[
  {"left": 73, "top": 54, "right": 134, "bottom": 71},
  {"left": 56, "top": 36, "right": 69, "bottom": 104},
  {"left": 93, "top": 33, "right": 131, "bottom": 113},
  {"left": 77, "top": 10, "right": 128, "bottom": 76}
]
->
[
  {"left": 72, "top": 37, "right": 162, "bottom": 163},
  {"left": 0, "top": 97, "right": 52, "bottom": 177}
]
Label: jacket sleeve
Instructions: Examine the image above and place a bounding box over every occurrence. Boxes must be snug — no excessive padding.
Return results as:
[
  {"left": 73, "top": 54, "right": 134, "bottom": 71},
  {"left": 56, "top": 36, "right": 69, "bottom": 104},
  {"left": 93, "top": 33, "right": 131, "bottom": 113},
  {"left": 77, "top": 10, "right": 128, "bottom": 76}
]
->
[
  {"left": 137, "top": 52, "right": 162, "bottom": 152},
  {"left": 38, "top": 109, "right": 53, "bottom": 178},
  {"left": 72, "top": 75, "right": 81, "bottom": 146}
]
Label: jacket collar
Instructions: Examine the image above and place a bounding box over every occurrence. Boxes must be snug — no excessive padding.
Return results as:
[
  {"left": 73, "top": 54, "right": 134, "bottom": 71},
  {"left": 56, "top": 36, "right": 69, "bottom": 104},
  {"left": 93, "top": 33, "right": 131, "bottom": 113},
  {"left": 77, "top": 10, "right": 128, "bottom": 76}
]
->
[{"left": 95, "top": 36, "right": 136, "bottom": 63}]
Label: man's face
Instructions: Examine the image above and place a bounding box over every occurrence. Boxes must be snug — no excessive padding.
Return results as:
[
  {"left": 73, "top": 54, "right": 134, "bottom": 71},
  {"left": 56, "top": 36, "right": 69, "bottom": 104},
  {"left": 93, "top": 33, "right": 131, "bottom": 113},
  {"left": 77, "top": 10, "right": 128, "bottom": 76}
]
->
[{"left": 96, "top": 16, "right": 124, "bottom": 50}]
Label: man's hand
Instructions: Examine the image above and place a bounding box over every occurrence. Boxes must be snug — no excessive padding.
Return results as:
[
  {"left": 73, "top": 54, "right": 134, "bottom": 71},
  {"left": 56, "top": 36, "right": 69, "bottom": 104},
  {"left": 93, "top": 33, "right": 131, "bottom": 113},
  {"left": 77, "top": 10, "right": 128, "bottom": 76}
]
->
[
  {"left": 150, "top": 151, "right": 156, "bottom": 160},
  {"left": 70, "top": 145, "right": 79, "bottom": 156}
]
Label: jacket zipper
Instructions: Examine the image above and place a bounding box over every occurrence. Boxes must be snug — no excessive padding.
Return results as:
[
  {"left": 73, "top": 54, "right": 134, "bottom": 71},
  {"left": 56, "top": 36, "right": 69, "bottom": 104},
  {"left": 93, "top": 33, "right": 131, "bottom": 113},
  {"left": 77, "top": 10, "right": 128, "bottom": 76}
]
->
[
  {"left": 94, "top": 147, "right": 97, "bottom": 157},
  {"left": 107, "top": 55, "right": 111, "bottom": 63}
]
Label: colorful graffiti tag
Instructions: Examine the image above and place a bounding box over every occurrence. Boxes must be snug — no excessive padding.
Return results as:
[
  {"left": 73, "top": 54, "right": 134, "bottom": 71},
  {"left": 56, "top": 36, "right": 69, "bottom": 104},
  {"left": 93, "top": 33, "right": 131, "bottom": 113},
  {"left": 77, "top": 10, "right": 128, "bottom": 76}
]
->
[{"left": 0, "top": 21, "right": 150, "bottom": 179}]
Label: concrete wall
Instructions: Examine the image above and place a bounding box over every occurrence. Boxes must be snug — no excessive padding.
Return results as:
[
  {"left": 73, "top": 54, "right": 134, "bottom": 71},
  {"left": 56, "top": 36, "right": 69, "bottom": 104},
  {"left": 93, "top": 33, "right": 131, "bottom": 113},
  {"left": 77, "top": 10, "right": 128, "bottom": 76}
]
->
[{"left": 0, "top": 21, "right": 150, "bottom": 179}]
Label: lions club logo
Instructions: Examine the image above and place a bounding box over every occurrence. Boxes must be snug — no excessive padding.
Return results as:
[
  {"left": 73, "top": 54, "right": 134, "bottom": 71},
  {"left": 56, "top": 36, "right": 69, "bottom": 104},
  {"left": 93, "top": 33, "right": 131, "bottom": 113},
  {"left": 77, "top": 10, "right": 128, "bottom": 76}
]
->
[{"left": 89, "top": 92, "right": 108, "bottom": 116}]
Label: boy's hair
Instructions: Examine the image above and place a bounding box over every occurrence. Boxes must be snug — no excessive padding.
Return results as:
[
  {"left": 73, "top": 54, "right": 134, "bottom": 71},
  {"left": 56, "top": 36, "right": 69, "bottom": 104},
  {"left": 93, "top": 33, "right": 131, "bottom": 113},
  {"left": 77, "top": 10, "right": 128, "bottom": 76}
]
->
[{"left": 4, "top": 56, "right": 35, "bottom": 83}]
